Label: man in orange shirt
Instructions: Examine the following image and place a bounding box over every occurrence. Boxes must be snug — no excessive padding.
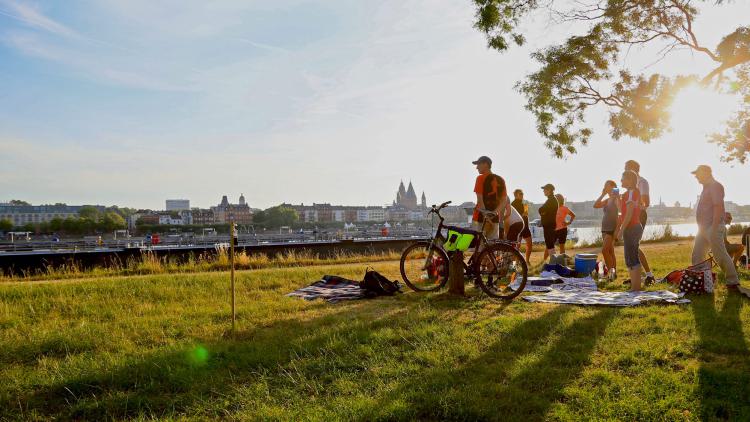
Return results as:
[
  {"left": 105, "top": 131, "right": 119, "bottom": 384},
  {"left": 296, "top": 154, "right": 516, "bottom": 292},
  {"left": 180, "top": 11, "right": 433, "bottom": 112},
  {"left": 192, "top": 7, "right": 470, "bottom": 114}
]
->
[{"left": 472, "top": 156, "right": 506, "bottom": 241}]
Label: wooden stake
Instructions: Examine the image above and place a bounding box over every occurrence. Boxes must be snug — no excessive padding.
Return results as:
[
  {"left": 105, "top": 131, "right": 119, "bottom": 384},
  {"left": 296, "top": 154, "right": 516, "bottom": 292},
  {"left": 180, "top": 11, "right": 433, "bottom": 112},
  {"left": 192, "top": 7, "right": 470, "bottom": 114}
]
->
[
  {"left": 230, "top": 221, "right": 236, "bottom": 333},
  {"left": 447, "top": 251, "right": 465, "bottom": 296}
]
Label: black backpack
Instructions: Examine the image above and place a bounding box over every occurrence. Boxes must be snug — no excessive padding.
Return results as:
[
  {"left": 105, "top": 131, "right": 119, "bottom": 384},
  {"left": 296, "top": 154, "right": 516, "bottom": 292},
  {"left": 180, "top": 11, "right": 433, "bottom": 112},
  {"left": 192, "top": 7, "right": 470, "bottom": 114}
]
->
[
  {"left": 360, "top": 269, "right": 401, "bottom": 296},
  {"left": 481, "top": 174, "right": 506, "bottom": 223}
]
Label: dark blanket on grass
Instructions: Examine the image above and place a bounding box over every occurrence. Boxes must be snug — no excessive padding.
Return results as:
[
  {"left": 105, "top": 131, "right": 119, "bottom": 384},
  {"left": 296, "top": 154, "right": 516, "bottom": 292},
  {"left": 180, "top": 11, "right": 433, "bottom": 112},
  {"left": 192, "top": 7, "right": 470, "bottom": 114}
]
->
[{"left": 287, "top": 275, "right": 368, "bottom": 303}]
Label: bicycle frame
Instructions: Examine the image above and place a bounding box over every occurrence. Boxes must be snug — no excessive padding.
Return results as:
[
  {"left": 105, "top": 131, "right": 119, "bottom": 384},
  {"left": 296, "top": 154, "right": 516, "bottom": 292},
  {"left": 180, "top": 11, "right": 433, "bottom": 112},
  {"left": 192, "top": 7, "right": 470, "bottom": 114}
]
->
[
  {"left": 425, "top": 202, "right": 510, "bottom": 272},
  {"left": 402, "top": 201, "right": 528, "bottom": 298}
]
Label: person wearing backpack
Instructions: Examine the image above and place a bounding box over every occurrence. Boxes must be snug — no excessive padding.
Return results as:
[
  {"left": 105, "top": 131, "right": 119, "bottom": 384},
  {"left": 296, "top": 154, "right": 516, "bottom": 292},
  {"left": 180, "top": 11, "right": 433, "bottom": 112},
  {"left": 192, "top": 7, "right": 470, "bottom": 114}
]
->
[{"left": 472, "top": 156, "right": 506, "bottom": 241}]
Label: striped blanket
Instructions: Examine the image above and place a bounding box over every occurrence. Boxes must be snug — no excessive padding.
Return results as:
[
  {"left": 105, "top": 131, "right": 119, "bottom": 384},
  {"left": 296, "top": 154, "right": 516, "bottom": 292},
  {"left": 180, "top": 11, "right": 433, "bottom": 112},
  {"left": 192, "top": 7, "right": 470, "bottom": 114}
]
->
[{"left": 287, "top": 275, "right": 367, "bottom": 303}]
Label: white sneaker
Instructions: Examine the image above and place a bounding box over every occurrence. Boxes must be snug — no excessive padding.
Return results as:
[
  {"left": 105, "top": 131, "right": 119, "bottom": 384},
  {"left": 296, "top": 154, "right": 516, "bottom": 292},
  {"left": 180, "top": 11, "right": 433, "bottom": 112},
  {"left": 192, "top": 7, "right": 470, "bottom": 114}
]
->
[{"left": 609, "top": 269, "right": 617, "bottom": 281}]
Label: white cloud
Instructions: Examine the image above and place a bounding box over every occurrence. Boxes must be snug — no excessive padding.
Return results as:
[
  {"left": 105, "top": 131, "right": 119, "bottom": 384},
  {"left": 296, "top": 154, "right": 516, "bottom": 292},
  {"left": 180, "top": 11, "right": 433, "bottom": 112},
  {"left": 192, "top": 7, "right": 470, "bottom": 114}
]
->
[
  {"left": 235, "top": 38, "right": 291, "bottom": 54},
  {"left": 0, "top": 0, "right": 78, "bottom": 38}
]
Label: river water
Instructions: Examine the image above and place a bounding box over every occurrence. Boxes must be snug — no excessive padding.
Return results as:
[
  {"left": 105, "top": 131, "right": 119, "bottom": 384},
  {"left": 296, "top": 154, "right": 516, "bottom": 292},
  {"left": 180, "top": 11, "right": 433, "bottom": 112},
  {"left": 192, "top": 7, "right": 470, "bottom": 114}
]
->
[{"left": 574, "top": 221, "right": 750, "bottom": 245}]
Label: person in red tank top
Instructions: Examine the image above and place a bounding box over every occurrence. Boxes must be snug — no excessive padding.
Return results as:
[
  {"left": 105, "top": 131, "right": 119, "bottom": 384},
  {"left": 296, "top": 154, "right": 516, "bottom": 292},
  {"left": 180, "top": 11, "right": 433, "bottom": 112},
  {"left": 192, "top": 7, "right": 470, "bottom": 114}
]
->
[{"left": 615, "top": 170, "right": 644, "bottom": 291}]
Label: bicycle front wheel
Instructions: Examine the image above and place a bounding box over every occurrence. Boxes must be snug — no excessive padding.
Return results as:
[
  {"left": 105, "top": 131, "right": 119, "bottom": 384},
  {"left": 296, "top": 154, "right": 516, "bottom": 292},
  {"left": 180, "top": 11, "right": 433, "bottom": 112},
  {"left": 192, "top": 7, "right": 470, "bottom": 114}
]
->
[
  {"left": 400, "top": 241, "right": 449, "bottom": 292},
  {"left": 474, "top": 243, "right": 528, "bottom": 300}
]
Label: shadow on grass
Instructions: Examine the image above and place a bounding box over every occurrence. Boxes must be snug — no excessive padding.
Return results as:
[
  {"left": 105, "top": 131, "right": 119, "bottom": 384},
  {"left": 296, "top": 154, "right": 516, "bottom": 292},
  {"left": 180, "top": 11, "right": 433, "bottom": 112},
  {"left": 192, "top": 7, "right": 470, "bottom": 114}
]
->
[
  {"left": 5, "top": 300, "right": 373, "bottom": 420},
  {"left": 358, "top": 306, "right": 618, "bottom": 421},
  {"left": 692, "top": 291, "right": 750, "bottom": 420},
  {"left": 6, "top": 292, "right": 613, "bottom": 421},
  {"left": 6, "top": 293, "right": 484, "bottom": 420}
]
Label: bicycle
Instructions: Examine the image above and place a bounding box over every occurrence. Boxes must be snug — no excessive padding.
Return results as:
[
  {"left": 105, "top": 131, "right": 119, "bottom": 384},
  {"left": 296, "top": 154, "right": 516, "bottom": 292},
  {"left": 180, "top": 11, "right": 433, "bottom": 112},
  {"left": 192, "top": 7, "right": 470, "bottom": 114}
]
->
[{"left": 399, "top": 201, "right": 528, "bottom": 300}]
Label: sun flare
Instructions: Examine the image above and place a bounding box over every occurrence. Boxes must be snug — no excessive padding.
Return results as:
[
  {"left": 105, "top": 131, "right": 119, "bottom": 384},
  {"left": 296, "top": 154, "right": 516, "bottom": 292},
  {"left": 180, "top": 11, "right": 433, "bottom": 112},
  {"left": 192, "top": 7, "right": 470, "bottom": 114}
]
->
[{"left": 670, "top": 83, "right": 738, "bottom": 137}]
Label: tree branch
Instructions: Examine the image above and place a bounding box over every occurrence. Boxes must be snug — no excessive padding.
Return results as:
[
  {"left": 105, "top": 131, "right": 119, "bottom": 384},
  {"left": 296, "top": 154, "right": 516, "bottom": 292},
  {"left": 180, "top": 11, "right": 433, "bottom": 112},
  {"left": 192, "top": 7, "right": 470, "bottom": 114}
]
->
[
  {"left": 669, "top": 0, "right": 721, "bottom": 62},
  {"left": 701, "top": 56, "right": 750, "bottom": 84}
]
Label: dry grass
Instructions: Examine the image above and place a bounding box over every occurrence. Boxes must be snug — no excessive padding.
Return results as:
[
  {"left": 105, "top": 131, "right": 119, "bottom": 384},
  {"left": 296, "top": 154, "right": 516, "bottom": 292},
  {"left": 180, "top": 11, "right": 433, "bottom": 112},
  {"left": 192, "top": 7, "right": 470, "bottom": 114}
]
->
[{"left": 1, "top": 248, "right": 403, "bottom": 282}]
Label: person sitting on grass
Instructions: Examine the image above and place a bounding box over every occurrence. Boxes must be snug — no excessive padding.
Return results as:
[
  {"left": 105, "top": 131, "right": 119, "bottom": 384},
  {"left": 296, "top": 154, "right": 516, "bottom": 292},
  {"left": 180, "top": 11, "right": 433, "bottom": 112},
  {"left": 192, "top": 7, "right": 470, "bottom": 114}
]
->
[
  {"left": 554, "top": 194, "right": 576, "bottom": 256},
  {"left": 615, "top": 170, "right": 644, "bottom": 291},
  {"left": 723, "top": 212, "right": 745, "bottom": 267},
  {"left": 594, "top": 180, "right": 619, "bottom": 281}
]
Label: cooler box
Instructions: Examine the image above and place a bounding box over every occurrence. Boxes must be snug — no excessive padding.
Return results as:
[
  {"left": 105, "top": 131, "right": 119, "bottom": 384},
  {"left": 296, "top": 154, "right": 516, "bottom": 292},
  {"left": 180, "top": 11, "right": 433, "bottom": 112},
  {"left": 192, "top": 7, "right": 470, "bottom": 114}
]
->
[{"left": 575, "top": 253, "right": 597, "bottom": 276}]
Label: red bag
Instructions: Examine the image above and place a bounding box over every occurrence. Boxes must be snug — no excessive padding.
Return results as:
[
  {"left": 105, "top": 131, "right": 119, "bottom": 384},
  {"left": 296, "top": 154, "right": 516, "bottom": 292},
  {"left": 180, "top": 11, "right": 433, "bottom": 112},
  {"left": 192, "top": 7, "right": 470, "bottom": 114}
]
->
[
  {"left": 679, "top": 270, "right": 706, "bottom": 294},
  {"left": 664, "top": 258, "right": 714, "bottom": 285}
]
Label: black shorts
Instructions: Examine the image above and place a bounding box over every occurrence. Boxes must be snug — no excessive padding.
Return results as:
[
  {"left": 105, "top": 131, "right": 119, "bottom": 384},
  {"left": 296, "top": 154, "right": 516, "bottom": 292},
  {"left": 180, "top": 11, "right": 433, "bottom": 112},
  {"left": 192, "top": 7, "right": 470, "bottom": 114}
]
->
[
  {"left": 639, "top": 209, "right": 648, "bottom": 226},
  {"left": 556, "top": 228, "right": 568, "bottom": 245},
  {"left": 520, "top": 217, "right": 532, "bottom": 239},
  {"left": 497, "top": 228, "right": 505, "bottom": 240},
  {"left": 506, "top": 222, "right": 524, "bottom": 242},
  {"left": 543, "top": 225, "right": 557, "bottom": 250}
]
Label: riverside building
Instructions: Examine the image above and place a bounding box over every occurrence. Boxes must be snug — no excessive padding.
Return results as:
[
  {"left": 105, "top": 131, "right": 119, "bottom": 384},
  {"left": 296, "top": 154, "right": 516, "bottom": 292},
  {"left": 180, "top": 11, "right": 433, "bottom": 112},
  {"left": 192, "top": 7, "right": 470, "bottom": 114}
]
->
[{"left": 0, "top": 204, "right": 105, "bottom": 227}]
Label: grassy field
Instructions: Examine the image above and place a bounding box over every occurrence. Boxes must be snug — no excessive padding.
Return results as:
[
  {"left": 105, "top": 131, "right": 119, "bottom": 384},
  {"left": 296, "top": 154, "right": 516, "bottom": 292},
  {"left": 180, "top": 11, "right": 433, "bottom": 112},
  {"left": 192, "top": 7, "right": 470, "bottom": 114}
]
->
[{"left": 1, "top": 240, "right": 749, "bottom": 421}]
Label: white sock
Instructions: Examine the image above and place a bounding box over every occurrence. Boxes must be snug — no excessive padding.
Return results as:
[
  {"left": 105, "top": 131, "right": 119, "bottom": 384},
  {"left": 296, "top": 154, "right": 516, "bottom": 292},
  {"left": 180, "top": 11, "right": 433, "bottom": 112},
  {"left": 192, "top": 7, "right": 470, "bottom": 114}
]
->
[{"left": 645, "top": 271, "right": 653, "bottom": 277}]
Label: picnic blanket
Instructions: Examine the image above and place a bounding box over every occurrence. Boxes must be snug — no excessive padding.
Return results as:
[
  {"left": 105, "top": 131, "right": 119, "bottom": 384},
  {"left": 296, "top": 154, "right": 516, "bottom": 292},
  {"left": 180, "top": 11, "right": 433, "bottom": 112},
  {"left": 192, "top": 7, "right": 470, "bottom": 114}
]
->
[
  {"left": 511, "top": 276, "right": 598, "bottom": 293},
  {"left": 287, "top": 275, "right": 367, "bottom": 303},
  {"left": 523, "top": 289, "right": 690, "bottom": 306}
]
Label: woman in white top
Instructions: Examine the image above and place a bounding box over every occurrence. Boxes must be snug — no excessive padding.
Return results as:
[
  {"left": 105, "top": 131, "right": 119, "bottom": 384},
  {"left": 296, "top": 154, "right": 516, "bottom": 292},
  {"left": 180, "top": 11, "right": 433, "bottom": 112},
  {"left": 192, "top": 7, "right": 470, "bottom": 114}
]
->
[{"left": 503, "top": 199, "right": 525, "bottom": 242}]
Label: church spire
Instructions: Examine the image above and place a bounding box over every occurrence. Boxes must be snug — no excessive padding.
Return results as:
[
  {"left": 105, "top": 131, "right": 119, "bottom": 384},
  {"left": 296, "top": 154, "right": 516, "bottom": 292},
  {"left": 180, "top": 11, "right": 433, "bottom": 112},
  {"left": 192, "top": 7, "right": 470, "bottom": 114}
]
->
[{"left": 406, "top": 181, "right": 416, "bottom": 198}]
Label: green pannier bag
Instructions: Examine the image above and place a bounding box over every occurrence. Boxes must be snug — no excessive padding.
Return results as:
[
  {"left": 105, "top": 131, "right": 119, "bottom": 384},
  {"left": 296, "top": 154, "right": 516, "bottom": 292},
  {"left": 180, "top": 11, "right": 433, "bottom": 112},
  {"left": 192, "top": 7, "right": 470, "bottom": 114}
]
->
[{"left": 443, "top": 226, "right": 479, "bottom": 252}]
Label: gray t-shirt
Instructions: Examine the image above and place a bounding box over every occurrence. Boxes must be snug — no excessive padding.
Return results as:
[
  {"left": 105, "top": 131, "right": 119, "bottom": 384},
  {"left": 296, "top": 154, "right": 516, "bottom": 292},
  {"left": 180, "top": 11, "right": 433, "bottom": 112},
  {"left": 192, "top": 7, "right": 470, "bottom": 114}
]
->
[
  {"left": 696, "top": 181, "right": 725, "bottom": 228},
  {"left": 601, "top": 197, "right": 618, "bottom": 232},
  {"left": 637, "top": 176, "right": 649, "bottom": 208}
]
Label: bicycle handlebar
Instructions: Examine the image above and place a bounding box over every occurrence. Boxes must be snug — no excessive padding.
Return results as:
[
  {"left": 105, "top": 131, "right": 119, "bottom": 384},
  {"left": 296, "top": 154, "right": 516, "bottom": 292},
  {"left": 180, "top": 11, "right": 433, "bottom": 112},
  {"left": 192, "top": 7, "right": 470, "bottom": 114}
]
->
[{"left": 428, "top": 201, "right": 452, "bottom": 218}]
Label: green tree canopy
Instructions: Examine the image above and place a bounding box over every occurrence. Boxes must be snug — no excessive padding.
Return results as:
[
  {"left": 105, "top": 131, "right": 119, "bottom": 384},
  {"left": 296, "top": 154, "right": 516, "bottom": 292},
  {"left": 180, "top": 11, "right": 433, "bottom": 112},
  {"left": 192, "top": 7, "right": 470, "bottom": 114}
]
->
[
  {"left": 256, "top": 206, "right": 299, "bottom": 228},
  {"left": 473, "top": 0, "right": 750, "bottom": 162},
  {"left": 78, "top": 206, "right": 101, "bottom": 221},
  {"left": 0, "top": 219, "right": 12, "bottom": 232},
  {"left": 100, "top": 211, "right": 126, "bottom": 232},
  {"left": 252, "top": 210, "right": 267, "bottom": 225},
  {"left": 49, "top": 217, "right": 64, "bottom": 232},
  {"left": 9, "top": 199, "right": 30, "bottom": 206}
]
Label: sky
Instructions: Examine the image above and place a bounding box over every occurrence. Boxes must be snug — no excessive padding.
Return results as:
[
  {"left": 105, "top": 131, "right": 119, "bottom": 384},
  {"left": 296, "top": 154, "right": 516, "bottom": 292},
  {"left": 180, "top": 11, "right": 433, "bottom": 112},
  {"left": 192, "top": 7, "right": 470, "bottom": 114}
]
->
[{"left": 0, "top": 0, "right": 748, "bottom": 210}]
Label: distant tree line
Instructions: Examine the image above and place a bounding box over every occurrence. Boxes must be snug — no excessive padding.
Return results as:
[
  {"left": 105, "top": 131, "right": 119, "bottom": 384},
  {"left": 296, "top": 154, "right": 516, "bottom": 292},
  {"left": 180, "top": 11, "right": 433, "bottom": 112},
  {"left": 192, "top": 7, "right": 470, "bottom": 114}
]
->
[
  {"left": 0, "top": 203, "right": 132, "bottom": 235},
  {"left": 252, "top": 206, "right": 299, "bottom": 228}
]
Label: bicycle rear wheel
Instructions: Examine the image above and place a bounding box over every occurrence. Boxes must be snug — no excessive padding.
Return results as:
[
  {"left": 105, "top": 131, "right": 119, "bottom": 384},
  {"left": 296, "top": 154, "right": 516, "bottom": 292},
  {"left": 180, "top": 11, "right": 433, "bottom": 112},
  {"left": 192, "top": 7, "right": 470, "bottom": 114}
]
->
[
  {"left": 400, "top": 240, "right": 450, "bottom": 292},
  {"left": 474, "top": 243, "right": 528, "bottom": 300}
]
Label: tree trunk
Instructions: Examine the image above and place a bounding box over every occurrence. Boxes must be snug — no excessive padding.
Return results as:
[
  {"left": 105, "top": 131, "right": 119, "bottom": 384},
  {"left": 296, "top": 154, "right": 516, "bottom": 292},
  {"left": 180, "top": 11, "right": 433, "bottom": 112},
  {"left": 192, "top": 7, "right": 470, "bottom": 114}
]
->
[{"left": 447, "top": 251, "right": 465, "bottom": 296}]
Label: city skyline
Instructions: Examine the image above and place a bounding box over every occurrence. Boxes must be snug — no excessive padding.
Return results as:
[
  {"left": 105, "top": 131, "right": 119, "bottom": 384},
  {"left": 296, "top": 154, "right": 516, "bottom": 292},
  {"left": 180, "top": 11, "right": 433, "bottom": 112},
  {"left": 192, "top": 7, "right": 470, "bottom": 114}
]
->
[
  {"left": 5, "top": 187, "right": 750, "bottom": 212},
  {"left": 1, "top": 1, "right": 749, "bottom": 209}
]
